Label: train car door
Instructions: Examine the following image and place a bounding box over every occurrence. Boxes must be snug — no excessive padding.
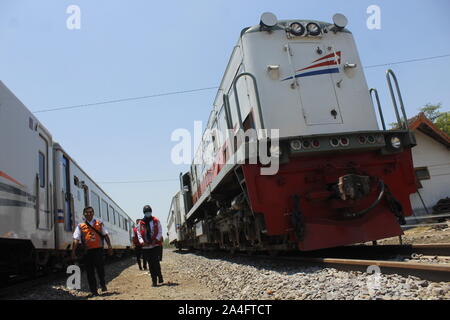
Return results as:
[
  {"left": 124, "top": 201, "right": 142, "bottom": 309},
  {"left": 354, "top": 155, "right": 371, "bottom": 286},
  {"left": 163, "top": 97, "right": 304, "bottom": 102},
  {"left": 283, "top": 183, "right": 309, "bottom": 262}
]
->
[
  {"left": 61, "top": 156, "right": 73, "bottom": 231},
  {"left": 286, "top": 42, "right": 343, "bottom": 125},
  {"left": 37, "top": 133, "right": 50, "bottom": 230}
]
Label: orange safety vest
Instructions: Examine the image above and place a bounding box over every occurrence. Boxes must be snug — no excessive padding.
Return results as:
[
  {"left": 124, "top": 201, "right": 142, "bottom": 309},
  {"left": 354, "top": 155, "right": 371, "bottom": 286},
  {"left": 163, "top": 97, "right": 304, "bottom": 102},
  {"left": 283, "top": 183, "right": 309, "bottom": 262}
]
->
[{"left": 79, "top": 220, "right": 104, "bottom": 249}]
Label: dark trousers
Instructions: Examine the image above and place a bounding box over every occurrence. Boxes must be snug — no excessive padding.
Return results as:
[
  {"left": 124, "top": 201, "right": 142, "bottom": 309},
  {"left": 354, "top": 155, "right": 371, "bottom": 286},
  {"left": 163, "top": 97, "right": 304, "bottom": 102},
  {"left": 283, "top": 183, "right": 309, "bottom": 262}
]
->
[
  {"left": 159, "top": 245, "right": 163, "bottom": 261},
  {"left": 135, "top": 246, "right": 147, "bottom": 269},
  {"left": 83, "top": 248, "right": 105, "bottom": 293},
  {"left": 143, "top": 246, "right": 163, "bottom": 284}
]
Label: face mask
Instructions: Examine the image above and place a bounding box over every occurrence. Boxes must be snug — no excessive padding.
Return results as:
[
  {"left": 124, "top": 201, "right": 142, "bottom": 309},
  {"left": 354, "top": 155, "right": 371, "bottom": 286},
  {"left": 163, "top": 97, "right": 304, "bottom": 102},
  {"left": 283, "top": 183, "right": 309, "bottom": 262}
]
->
[{"left": 144, "top": 212, "right": 152, "bottom": 218}]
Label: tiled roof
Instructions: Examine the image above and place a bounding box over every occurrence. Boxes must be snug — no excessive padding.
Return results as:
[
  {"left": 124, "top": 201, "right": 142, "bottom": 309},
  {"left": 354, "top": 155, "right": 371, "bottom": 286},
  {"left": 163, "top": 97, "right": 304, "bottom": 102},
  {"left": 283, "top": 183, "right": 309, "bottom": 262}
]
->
[{"left": 408, "top": 112, "right": 450, "bottom": 147}]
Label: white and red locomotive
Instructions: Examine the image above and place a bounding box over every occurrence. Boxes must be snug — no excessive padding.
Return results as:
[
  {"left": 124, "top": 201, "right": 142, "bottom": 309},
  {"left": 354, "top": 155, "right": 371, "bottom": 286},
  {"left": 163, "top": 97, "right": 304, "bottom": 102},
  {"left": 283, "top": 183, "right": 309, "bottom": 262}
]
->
[{"left": 167, "top": 13, "right": 417, "bottom": 252}]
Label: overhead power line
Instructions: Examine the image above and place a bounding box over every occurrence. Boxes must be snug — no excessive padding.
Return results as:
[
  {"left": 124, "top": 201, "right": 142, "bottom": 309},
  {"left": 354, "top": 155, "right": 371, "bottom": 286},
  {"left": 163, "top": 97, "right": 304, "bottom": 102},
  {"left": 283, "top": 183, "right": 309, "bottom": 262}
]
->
[
  {"left": 364, "top": 53, "right": 450, "bottom": 69},
  {"left": 32, "top": 86, "right": 219, "bottom": 114},
  {"left": 98, "top": 178, "right": 179, "bottom": 184},
  {"left": 31, "top": 53, "right": 450, "bottom": 114}
]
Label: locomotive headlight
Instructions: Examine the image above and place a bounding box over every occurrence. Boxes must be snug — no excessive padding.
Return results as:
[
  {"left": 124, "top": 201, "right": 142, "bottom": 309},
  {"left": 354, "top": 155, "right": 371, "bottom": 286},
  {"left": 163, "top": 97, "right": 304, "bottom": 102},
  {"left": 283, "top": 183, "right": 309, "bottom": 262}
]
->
[
  {"left": 290, "top": 140, "right": 302, "bottom": 151},
  {"left": 332, "top": 13, "right": 348, "bottom": 29},
  {"left": 289, "top": 22, "right": 305, "bottom": 36},
  {"left": 390, "top": 136, "right": 402, "bottom": 149},
  {"left": 260, "top": 12, "right": 278, "bottom": 28},
  {"left": 306, "top": 22, "right": 321, "bottom": 36},
  {"left": 330, "top": 137, "right": 340, "bottom": 147}
]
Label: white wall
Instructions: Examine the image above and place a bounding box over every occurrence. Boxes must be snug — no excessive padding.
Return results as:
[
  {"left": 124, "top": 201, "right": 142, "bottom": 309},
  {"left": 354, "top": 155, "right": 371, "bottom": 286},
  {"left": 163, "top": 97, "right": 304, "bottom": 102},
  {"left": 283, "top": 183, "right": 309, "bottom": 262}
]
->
[{"left": 409, "top": 131, "right": 450, "bottom": 215}]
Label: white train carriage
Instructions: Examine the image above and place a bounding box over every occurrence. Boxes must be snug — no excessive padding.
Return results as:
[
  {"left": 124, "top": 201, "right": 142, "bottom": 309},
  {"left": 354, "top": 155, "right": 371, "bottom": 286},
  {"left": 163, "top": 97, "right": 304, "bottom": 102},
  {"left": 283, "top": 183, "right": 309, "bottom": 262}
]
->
[
  {"left": 167, "top": 191, "right": 186, "bottom": 248},
  {"left": 0, "top": 80, "right": 134, "bottom": 278},
  {"left": 53, "top": 144, "right": 134, "bottom": 250}
]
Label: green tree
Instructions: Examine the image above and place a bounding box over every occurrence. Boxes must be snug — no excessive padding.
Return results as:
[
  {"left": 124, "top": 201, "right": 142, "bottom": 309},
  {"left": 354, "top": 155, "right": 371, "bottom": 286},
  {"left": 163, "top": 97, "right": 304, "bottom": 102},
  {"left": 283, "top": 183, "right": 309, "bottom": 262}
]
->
[
  {"left": 435, "top": 111, "right": 450, "bottom": 136},
  {"left": 420, "top": 103, "right": 443, "bottom": 122},
  {"left": 420, "top": 103, "right": 450, "bottom": 136}
]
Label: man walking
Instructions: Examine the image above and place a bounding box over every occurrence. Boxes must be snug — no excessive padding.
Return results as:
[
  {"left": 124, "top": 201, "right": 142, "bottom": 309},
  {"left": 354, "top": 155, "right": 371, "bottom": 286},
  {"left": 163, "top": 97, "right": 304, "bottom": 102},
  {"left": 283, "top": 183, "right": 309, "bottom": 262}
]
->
[
  {"left": 137, "top": 205, "right": 164, "bottom": 287},
  {"left": 71, "top": 206, "right": 113, "bottom": 296},
  {"left": 132, "top": 219, "right": 147, "bottom": 270}
]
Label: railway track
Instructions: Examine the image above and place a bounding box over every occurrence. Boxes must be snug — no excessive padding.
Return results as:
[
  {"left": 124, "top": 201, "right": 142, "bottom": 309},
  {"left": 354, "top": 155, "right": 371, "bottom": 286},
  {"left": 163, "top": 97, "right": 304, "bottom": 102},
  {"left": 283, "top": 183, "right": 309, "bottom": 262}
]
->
[{"left": 228, "top": 243, "right": 450, "bottom": 282}]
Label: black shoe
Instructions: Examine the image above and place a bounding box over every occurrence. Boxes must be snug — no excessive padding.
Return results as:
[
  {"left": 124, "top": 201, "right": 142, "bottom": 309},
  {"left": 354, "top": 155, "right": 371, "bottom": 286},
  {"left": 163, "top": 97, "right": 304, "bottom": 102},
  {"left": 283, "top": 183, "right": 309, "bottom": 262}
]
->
[
  {"left": 152, "top": 282, "right": 158, "bottom": 287},
  {"left": 101, "top": 285, "right": 108, "bottom": 292},
  {"left": 88, "top": 291, "right": 98, "bottom": 297},
  {"left": 158, "top": 276, "right": 164, "bottom": 284},
  {"left": 139, "top": 266, "right": 143, "bottom": 271}
]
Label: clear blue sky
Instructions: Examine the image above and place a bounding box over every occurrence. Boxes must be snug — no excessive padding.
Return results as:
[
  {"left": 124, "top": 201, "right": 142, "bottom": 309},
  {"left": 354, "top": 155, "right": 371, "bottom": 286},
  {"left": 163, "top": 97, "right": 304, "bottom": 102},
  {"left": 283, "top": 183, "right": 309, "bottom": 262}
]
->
[{"left": 1, "top": 0, "right": 450, "bottom": 230}]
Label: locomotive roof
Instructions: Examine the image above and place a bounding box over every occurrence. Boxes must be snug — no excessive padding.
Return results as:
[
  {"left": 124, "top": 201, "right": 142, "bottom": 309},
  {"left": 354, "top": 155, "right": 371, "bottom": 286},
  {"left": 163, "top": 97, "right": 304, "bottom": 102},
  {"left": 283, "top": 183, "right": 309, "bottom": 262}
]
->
[{"left": 241, "top": 19, "right": 351, "bottom": 36}]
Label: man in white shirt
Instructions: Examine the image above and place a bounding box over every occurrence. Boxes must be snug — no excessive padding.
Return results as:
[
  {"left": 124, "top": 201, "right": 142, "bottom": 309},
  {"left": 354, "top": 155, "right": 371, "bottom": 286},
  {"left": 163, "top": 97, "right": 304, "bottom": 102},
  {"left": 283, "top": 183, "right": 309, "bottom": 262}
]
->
[{"left": 71, "top": 206, "right": 113, "bottom": 296}]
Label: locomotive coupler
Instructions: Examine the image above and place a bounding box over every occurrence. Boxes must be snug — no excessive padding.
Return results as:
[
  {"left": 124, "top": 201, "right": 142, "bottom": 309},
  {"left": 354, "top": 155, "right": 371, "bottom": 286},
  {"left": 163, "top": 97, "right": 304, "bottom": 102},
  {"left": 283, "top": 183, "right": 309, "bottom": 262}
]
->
[{"left": 337, "top": 174, "right": 371, "bottom": 201}]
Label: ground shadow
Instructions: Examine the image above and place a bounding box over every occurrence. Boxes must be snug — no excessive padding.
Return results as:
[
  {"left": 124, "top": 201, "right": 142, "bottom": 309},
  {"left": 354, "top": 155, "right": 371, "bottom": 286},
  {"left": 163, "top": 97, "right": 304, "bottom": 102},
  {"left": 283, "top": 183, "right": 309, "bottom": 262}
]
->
[{"left": 6, "top": 256, "right": 135, "bottom": 300}]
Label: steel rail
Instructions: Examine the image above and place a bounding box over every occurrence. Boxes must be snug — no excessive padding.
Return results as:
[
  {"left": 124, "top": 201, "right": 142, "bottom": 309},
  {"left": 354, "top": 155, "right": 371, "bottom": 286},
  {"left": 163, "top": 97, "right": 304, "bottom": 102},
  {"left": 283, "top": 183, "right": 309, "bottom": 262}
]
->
[{"left": 287, "top": 256, "right": 450, "bottom": 273}]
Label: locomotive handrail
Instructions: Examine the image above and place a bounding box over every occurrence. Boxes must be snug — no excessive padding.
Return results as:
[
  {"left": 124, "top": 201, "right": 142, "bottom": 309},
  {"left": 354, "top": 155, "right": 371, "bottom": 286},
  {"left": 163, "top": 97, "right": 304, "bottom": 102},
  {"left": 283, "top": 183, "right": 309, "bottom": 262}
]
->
[
  {"left": 232, "top": 72, "right": 265, "bottom": 130},
  {"left": 386, "top": 69, "right": 408, "bottom": 130},
  {"left": 369, "top": 88, "right": 386, "bottom": 131}
]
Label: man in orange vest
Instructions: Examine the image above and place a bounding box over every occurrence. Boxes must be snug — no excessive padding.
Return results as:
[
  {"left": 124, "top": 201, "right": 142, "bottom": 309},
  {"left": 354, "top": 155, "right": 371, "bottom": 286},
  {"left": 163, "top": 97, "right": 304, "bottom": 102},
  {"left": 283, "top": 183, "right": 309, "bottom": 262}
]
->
[
  {"left": 137, "top": 205, "right": 164, "bottom": 287},
  {"left": 71, "top": 206, "right": 113, "bottom": 297},
  {"left": 132, "top": 219, "right": 147, "bottom": 270}
]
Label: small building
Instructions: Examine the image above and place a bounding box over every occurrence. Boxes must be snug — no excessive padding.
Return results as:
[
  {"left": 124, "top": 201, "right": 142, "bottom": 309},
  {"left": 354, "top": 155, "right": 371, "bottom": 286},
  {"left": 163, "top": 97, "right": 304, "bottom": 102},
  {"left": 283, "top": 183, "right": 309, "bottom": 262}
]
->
[{"left": 408, "top": 113, "right": 450, "bottom": 216}]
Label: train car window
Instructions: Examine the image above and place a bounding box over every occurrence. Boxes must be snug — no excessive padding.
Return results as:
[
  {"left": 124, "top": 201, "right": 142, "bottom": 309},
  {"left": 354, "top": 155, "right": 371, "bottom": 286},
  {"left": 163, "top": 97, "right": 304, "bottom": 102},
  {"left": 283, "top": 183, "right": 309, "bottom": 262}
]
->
[
  {"left": 101, "top": 199, "right": 109, "bottom": 222},
  {"left": 90, "top": 191, "right": 101, "bottom": 218},
  {"left": 111, "top": 207, "right": 116, "bottom": 225},
  {"left": 118, "top": 214, "right": 122, "bottom": 228},
  {"left": 109, "top": 205, "right": 114, "bottom": 223},
  {"left": 38, "top": 152, "right": 45, "bottom": 187},
  {"left": 73, "top": 176, "right": 79, "bottom": 187}
]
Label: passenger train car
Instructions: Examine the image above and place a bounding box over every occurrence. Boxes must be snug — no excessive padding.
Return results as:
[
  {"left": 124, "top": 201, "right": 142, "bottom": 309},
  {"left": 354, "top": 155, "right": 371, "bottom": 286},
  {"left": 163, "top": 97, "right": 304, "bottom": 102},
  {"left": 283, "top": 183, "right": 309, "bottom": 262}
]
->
[
  {"left": 168, "top": 13, "right": 417, "bottom": 252},
  {"left": 0, "top": 81, "right": 134, "bottom": 280}
]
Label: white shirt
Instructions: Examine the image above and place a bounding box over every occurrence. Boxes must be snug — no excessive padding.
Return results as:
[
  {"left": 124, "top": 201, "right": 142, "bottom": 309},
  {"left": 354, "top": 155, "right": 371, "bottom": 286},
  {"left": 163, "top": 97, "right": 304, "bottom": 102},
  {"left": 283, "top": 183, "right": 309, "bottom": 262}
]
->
[
  {"left": 73, "top": 218, "right": 108, "bottom": 241},
  {"left": 137, "top": 218, "right": 162, "bottom": 249}
]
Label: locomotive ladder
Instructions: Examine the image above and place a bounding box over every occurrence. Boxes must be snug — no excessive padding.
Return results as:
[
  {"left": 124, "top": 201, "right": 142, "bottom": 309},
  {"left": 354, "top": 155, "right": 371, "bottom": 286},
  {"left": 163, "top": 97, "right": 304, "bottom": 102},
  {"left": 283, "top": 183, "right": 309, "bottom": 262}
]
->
[{"left": 370, "top": 69, "right": 409, "bottom": 130}]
